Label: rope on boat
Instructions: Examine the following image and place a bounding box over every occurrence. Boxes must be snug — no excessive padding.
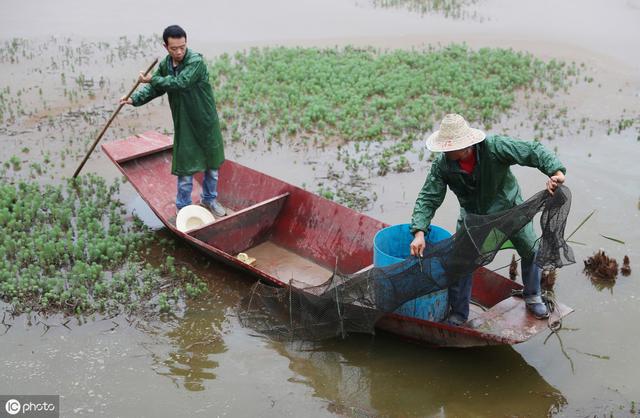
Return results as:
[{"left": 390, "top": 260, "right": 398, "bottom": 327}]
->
[
  {"left": 288, "top": 279, "right": 294, "bottom": 340},
  {"left": 332, "top": 257, "right": 346, "bottom": 339},
  {"left": 510, "top": 288, "right": 562, "bottom": 332},
  {"left": 542, "top": 290, "right": 562, "bottom": 332}
]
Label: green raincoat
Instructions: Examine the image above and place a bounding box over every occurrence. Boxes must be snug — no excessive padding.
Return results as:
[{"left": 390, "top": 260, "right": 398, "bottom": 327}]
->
[
  {"left": 131, "top": 49, "right": 224, "bottom": 176},
  {"left": 410, "top": 135, "right": 566, "bottom": 259}
]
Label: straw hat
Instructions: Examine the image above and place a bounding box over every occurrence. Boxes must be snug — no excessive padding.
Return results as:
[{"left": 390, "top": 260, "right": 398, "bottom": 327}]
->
[
  {"left": 426, "top": 114, "right": 486, "bottom": 152},
  {"left": 176, "top": 205, "right": 215, "bottom": 232}
]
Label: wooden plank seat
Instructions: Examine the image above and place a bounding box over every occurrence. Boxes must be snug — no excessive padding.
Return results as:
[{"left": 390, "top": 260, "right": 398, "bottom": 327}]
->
[{"left": 187, "top": 193, "right": 290, "bottom": 256}]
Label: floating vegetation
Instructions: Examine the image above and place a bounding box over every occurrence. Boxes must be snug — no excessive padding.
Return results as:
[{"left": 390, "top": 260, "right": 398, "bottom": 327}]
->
[
  {"left": 209, "top": 44, "right": 582, "bottom": 193},
  {"left": 0, "top": 175, "right": 207, "bottom": 316},
  {"left": 621, "top": 255, "right": 631, "bottom": 277},
  {"left": 0, "top": 35, "right": 165, "bottom": 195},
  {"left": 5, "top": 155, "right": 22, "bottom": 171},
  {"left": 211, "top": 44, "right": 579, "bottom": 148},
  {"left": 583, "top": 250, "right": 619, "bottom": 284},
  {"left": 541, "top": 269, "right": 557, "bottom": 291},
  {"left": 509, "top": 254, "right": 518, "bottom": 280},
  {"left": 603, "top": 111, "right": 640, "bottom": 140},
  {"left": 209, "top": 44, "right": 581, "bottom": 206},
  {"left": 371, "top": 0, "right": 480, "bottom": 20},
  {"left": 0, "top": 38, "right": 32, "bottom": 64},
  {"left": 0, "top": 36, "right": 158, "bottom": 136},
  {"left": 316, "top": 165, "right": 377, "bottom": 211},
  {"left": 599, "top": 234, "right": 625, "bottom": 245}
]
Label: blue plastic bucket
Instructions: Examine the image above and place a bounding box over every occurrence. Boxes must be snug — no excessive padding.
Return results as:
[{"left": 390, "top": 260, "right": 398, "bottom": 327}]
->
[{"left": 373, "top": 224, "right": 451, "bottom": 322}]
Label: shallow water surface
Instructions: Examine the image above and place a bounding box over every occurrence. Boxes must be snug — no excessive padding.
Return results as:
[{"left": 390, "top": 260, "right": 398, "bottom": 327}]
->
[{"left": 1, "top": 1, "right": 639, "bottom": 416}]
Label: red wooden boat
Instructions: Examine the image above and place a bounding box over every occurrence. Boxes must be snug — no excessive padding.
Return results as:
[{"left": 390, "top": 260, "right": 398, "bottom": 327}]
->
[{"left": 102, "top": 131, "right": 573, "bottom": 347}]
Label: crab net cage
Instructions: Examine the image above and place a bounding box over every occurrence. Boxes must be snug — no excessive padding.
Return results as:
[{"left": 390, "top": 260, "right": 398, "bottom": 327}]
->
[{"left": 239, "top": 186, "right": 574, "bottom": 341}]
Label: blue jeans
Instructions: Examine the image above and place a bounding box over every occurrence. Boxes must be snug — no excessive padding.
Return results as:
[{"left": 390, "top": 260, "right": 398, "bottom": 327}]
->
[
  {"left": 448, "top": 254, "right": 541, "bottom": 320},
  {"left": 448, "top": 218, "right": 541, "bottom": 320},
  {"left": 176, "top": 169, "right": 219, "bottom": 210}
]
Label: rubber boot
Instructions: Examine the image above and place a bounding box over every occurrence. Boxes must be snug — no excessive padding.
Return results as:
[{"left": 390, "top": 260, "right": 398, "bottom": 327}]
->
[
  {"left": 446, "top": 273, "right": 473, "bottom": 325},
  {"left": 521, "top": 256, "right": 549, "bottom": 319}
]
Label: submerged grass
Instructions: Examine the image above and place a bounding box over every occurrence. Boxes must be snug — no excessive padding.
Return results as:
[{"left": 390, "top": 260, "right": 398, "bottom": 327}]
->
[
  {"left": 372, "top": 0, "right": 479, "bottom": 19},
  {"left": 0, "top": 174, "right": 207, "bottom": 316}
]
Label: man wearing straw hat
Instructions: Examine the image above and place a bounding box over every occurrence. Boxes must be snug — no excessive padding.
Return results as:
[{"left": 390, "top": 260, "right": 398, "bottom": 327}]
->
[
  {"left": 409, "top": 113, "right": 566, "bottom": 325},
  {"left": 121, "top": 25, "right": 226, "bottom": 217}
]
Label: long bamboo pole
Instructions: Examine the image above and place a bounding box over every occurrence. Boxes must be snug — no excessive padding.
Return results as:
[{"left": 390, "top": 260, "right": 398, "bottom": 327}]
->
[{"left": 72, "top": 57, "right": 159, "bottom": 178}]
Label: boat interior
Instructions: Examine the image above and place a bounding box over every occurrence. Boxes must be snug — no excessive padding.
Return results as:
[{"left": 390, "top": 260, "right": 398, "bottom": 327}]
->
[
  {"left": 112, "top": 132, "right": 385, "bottom": 289},
  {"left": 104, "top": 132, "right": 572, "bottom": 339}
]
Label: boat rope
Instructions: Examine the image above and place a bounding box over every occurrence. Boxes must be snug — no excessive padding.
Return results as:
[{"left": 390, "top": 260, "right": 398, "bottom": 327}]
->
[
  {"left": 469, "top": 300, "right": 488, "bottom": 311},
  {"left": 335, "top": 284, "right": 345, "bottom": 339},
  {"left": 288, "top": 279, "right": 294, "bottom": 340},
  {"left": 332, "top": 257, "right": 346, "bottom": 339},
  {"left": 510, "top": 288, "right": 562, "bottom": 332},
  {"left": 542, "top": 290, "right": 562, "bottom": 332}
]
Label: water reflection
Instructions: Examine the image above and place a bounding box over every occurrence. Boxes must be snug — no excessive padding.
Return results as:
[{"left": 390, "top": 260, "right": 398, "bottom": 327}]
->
[
  {"left": 136, "top": 235, "right": 249, "bottom": 392},
  {"left": 140, "top": 299, "right": 228, "bottom": 391},
  {"left": 273, "top": 334, "right": 566, "bottom": 416}
]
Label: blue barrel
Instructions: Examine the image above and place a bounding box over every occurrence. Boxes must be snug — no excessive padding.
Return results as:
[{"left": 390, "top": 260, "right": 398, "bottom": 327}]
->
[{"left": 373, "top": 224, "right": 451, "bottom": 322}]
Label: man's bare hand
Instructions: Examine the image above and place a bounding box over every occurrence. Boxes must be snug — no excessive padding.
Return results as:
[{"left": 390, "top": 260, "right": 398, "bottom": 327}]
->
[
  {"left": 138, "top": 71, "right": 152, "bottom": 84},
  {"left": 410, "top": 231, "right": 426, "bottom": 257},
  {"left": 547, "top": 170, "right": 565, "bottom": 195},
  {"left": 119, "top": 96, "right": 132, "bottom": 105}
]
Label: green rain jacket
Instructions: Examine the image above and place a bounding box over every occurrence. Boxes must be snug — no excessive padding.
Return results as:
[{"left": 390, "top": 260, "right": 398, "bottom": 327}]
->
[
  {"left": 131, "top": 49, "right": 224, "bottom": 176},
  {"left": 410, "top": 135, "right": 566, "bottom": 259}
]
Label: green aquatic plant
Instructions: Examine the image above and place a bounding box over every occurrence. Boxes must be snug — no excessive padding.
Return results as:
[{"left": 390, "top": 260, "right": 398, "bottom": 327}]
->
[
  {"left": 8, "top": 155, "right": 21, "bottom": 171},
  {"left": 604, "top": 115, "right": 640, "bottom": 140},
  {"left": 0, "top": 174, "right": 208, "bottom": 316},
  {"left": 209, "top": 44, "right": 581, "bottom": 206},
  {"left": 158, "top": 292, "right": 171, "bottom": 313},
  {"left": 317, "top": 186, "right": 335, "bottom": 201},
  {"left": 210, "top": 44, "right": 579, "bottom": 148}
]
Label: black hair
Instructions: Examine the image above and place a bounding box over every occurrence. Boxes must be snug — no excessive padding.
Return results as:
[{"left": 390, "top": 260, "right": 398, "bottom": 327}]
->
[{"left": 162, "top": 25, "right": 187, "bottom": 44}]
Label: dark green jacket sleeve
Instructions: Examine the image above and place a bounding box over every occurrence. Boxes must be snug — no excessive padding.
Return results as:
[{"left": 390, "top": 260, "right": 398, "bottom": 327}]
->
[
  {"left": 410, "top": 156, "right": 447, "bottom": 235},
  {"left": 150, "top": 58, "right": 206, "bottom": 92},
  {"left": 491, "top": 135, "right": 566, "bottom": 176},
  {"left": 131, "top": 68, "right": 165, "bottom": 106}
]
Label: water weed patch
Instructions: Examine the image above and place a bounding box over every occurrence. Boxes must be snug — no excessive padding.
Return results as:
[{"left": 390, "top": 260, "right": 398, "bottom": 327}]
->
[
  {"left": 0, "top": 174, "right": 207, "bottom": 316},
  {"left": 371, "top": 0, "right": 480, "bottom": 20},
  {"left": 210, "top": 44, "right": 580, "bottom": 147},
  {"left": 210, "top": 45, "right": 582, "bottom": 208}
]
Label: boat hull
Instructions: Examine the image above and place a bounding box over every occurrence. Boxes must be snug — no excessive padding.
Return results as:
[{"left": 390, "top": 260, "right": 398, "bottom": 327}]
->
[{"left": 102, "top": 131, "right": 573, "bottom": 347}]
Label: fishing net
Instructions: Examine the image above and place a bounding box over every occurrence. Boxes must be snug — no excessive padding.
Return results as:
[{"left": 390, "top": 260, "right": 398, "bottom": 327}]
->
[{"left": 239, "top": 186, "right": 574, "bottom": 341}]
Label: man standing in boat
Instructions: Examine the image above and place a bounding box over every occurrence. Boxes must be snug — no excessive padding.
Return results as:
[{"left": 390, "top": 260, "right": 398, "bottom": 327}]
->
[
  {"left": 121, "top": 25, "right": 226, "bottom": 217},
  {"left": 409, "top": 114, "right": 566, "bottom": 326}
]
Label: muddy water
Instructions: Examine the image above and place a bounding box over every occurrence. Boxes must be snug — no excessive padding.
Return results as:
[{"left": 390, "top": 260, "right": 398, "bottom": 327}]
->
[{"left": 1, "top": 0, "right": 640, "bottom": 416}]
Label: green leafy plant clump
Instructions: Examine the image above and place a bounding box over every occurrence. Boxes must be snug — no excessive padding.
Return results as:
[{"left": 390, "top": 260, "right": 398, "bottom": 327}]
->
[
  {"left": 210, "top": 44, "right": 579, "bottom": 145},
  {"left": 0, "top": 175, "right": 207, "bottom": 316}
]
